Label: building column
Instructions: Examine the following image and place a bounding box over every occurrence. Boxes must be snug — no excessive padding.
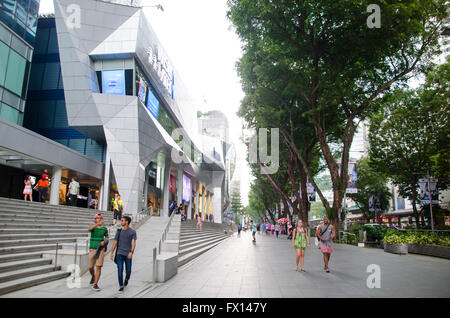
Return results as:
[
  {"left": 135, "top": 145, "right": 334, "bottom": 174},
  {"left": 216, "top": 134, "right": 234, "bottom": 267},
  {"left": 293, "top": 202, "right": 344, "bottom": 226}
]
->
[
  {"left": 202, "top": 188, "right": 206, "bottom": 221},
  {"left": 49, "top": 167, "right": 62, "bottom": 205},
  {"left": 143, "top": 165, "right": 149, "bottom": 211},
  {"left": 195, "top": 181, "right": 200, "bottom": 219},
  {"left": 100, "top": 148, "right": 111, "bottom": 212},
  {"left": 161, "top": 155, "right": 171, "bottom": 218},
  {"left": 177, "top": 167, "right": 183, "bottom": 206}
]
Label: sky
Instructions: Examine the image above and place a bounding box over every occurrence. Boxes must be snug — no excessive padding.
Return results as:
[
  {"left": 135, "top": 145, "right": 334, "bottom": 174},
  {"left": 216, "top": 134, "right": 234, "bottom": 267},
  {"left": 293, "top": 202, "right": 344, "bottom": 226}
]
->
[{"left": 38, "top": 0, "right": 252, "bottom": 205}]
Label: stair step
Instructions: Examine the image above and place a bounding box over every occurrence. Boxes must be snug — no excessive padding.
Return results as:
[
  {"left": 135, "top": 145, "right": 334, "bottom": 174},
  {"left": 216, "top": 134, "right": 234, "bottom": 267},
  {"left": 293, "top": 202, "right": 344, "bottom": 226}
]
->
[
  {"left": 0, "top": 238, "right": 78, "bottom": 248},
  {"left": 0, "top": 233, "right": 89, "bottom": 240},
  {"left": 0, "top": 265, "right": 60, "bottom": 283},
  {"left": 0, "top": 218, "right": 95, "bottom": 226},
  {"left": 0, "top": 252, "right": 44, "bottom": 264},
  {"left": 0, "top": 258, "right": 53, "bottom": 274},
  {"left": 180, "top": 235, "right": 229, "bottom": 250},
  {"left": 0, "top": 206, "right": 113, "bottom": 217},
  {"left": 0, "top": 224, "right": 91, "bottom": 229},
  {"left": 0, "top": 229, "right": 89, "bottom": 234},
  {"left": 179, "top": 236, "right": 229, "bottom": 257},
  {"left": 0, "top": 270, "right": 70, "bottom": 296},
  {"left": 178, "top": 239, "right": 228, "bottom": 267},
  {"left": 0, "top": 244, "right": 63, "bottom": 255},
  {"left": 180, "top": 233, "right": 227, "bottom": 244}
]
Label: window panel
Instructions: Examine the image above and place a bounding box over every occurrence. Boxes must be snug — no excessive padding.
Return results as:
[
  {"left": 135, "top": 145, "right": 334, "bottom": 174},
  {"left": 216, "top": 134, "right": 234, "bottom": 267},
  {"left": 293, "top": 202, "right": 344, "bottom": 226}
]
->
[
  {"left": 47, "top": 27, "right": 58, "bottom": 54},
  {"left": 33, "top": 27, "right": 49, "bottom": 54},
  {"left": 36, "top": 100, "right": 55, "bottom": 128},
  {"left": 16, "top": 3, "right": 27, "bottom": 23},
  {"left": 4, "top": 49, "right": 26, "bottom": 96},
  {"left": 3, "top": 0, "right": 16, "bottom": 14},
  {"left": 0, "top": 41, "right": 9, "bottom": 86},
  {"left": 28, "top": 62, "right": 44, "bottom": 91},
  {"left": 67, "top": 138, "right": 87, "bottom": 154},
  {"left": 85, "top": 139, "right": 105, "bottom": 162},
  {"left": 42, "top": 62, "right": 60, "bottom": 90},
  {"left": 53, "top": 100, "right": 68, "bottom": 128},
  {"left": 0, "top": 102, "right": 19, "bottom": 124}
]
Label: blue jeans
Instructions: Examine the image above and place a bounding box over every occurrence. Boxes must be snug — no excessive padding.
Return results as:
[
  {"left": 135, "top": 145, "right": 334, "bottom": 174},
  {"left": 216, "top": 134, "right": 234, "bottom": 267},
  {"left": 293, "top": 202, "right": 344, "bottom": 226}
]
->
[{"left": 116, "top": 254, "right": 132, "bottom": 288}]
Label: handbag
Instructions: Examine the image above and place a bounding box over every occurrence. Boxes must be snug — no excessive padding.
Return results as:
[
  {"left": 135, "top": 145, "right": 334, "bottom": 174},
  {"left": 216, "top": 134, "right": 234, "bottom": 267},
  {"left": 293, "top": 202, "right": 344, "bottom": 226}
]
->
[{"left": 114, "top": 229, "right": 122, "bottom": 264}]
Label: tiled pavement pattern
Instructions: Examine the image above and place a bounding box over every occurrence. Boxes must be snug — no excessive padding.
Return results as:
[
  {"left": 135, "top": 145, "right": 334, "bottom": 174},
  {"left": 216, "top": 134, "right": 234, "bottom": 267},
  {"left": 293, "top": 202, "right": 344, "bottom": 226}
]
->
[
  {"left": 3, "top": 223, "right": 450, "bottom": 298},
  {"left": 142, "top": 230, "right": 450, "bottom": 298}
]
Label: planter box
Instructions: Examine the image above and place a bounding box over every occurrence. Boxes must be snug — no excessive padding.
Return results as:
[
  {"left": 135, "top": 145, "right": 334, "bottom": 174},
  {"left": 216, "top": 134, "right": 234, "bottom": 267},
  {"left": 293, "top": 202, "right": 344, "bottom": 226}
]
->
[
  {"left": 384, "top": 243, "right": 408, "bottom": 255},
  {"left": 358, "top": 243, "right": 365, "bottom": 247},
  {"left": 408, "top": 244, "right": 450, "bottom": 259}
]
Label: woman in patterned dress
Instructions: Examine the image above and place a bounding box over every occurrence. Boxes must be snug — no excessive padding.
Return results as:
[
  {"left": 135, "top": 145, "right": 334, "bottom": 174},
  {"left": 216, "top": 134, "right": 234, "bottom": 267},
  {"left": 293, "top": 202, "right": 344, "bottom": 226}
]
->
[
  {"left": 292, "top": 219, "right": 310, "bottom": 271},
  {"left": 23, "top": 176, "right": 33, "bottom": 202}
]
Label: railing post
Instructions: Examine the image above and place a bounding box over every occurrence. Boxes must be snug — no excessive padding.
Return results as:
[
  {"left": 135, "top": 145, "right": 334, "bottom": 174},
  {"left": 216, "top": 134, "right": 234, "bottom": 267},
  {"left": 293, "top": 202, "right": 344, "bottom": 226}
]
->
[
  {"left": 152, "top": 247, "right": 157, "bottom": 283},
  {"left": 54, "top": 243, "right": 58, "bottom": 270},
  {"left": 74, "top": 242, "right": 78, "bottom": 278}
]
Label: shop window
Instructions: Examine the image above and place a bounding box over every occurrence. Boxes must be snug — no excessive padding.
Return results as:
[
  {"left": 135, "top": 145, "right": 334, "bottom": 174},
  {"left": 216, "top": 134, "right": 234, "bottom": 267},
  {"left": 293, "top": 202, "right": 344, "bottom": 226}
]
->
[{"left": 4, "top": 49, "right": 26, "bottom": 96}]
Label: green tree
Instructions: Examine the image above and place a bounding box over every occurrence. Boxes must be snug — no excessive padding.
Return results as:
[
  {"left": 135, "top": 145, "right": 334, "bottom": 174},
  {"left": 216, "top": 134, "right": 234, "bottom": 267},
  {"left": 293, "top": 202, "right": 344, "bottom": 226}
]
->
[
  {"left": 369, "top": 62, "right": 450, "bottom": 227},
  {"left": 228, "top": 0, "right": 448, "bottom": 236},
  {"left": 347, "top": 157, "right": 392, "bottom": 221}
]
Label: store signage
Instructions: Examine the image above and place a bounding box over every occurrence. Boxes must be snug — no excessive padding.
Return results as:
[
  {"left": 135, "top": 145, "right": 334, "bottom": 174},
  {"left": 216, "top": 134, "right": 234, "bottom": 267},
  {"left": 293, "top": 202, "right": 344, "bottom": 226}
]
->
[{"left": 146, "top": 45, "right": 174, "bottom": 99}]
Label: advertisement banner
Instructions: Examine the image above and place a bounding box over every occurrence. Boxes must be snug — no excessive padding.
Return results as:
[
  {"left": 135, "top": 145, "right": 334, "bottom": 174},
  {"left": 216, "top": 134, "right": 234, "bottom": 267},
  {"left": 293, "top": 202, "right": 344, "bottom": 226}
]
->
[
  {"left": 369, "top": 194, "right": 381, "bottom": 212},
  {"left": 102, "top": 70, "right": 125, "bottom": 95},
  {"left": 138, "top": 78, "right": 147, "bottom": 104},
  {"left": 419, "top": 178, "right": 439, "bottom": 204},
  {"left": 336, "top": 159, "right": 358, "bottom": 193},
  {"left": 182, "top": 174, "right": 191, "bottom": 203},
  {"left": 146, "top": 89, "right": 160, "bottom": 119},
  {"left": 307, "top": 183, "right": 316, "bottom": 203}
]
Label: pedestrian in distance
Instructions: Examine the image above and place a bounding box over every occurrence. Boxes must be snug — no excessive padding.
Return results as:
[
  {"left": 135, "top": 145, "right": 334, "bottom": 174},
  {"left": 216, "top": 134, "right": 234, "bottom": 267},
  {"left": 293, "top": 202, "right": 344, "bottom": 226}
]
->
[
  {"left": 261, "top": 222, "right": 266, "bottom": 235},
  {"left": 67, "top": 177, "right": 80, "bottom": 207},
  {"left": 266, "top": 222, "right": 271, "bottom": 236},
  {"left": 237, "top": 223, "right": 242, "bottom": 237},
  {"left": 88, "top": 213, "right": 109, "bottom": 291},
  {"left": 112, "top": 194, "right": 124, "bottom": 226},
  {"left": 251, "top": 220, "right": 257, "bottom": 243},
  {"left": 34, "top": 174, "right": 50, "bottom": 203},
  {"left": 275, "top": 223, "right": 280, "bottom": 239},
  {"left": 256, "top": 223, "right": 261, "bottom": 235},
  {"left": 292, "top": 219, "right": 311, "bottom": 272},
  {"left": 195, "top": 214, "right": 203, "bottom": 231},
  {"left": 209, "top": 213, "right": 213, "bottom": 223},
  {"left": 23, "top": 176, "right": 33, "bottom": 202},
  {"left": 316, "top": 216, "right": 335, "bottom": 273},
  {"left": 110, "top": 215, "right": 137, "bottom": 292}
]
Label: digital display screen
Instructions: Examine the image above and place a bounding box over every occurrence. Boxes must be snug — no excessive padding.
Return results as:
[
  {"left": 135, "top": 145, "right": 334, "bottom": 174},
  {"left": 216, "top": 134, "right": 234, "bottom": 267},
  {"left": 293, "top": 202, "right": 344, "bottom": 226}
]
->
[
  {"left": 102, "top": 70, "right": 125, "bottom": 95},
  {"left": 146, "top": 89, "right": 160, "bottom": 119},
  {"left": 182, "top": 174, "right": 191, "bottom": 203}
]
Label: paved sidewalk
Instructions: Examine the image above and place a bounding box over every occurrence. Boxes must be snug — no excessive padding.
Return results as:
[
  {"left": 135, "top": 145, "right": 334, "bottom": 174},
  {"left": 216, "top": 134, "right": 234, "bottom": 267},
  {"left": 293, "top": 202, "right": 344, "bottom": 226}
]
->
[
  {"left": 3, "top": 216, "right": 170, "bottom": 298},
  {"left": 142, "top": 230, "right": 450, "bottom": 298}
]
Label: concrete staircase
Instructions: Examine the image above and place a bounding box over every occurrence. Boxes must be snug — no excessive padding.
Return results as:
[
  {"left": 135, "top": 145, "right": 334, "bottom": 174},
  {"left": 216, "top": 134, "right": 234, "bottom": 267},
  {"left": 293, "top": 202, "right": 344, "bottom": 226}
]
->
[
  {"left": 0, "top": 197, "right": 114, "bottom": 296},
  {"left": 178, "top": 219, "right": 233, "bottom": 267}
]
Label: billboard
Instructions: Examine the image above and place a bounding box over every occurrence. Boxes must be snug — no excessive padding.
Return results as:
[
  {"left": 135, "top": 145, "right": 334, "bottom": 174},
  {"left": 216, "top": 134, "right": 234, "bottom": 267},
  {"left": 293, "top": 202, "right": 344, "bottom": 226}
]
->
[
  {"left": 146, "top": 89, "right": 160, "bottom": 119},
  {"left": 182, "top": 174, "right": 191, "bottom": 203},
  {"left": 369, "top": 194, "right": 381, "bottom": 212},
  {"left": 138, "top": 78, "right": 147, "bottom": 104},
  {"left": 336, "top": 159, "right": 358, "bottom": 193},
  {"left": 102, "top": 70, "right": 125, "bottom": 95},
  {"left": 419, "top": 178, "right": 439, "bottom": 204}
]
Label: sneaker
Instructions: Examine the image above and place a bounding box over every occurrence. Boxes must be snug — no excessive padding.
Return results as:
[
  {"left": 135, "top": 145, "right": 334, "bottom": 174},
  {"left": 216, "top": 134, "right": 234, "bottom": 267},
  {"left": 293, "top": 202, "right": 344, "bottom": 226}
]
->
[
  {"left": 124, "top": 280, "right": 128, "bottom": 286},
  {"left": 92, "top": 284, "right": 101, "bottom": 291},
  {"left": 89, "top": 276, "right": 95, "bottom": 285},
  {"left": 325, "top": 269, "right": 330, "bottom": 273},
  {"left": 119, "top": 287, "right": 124, "bottom": 292}
]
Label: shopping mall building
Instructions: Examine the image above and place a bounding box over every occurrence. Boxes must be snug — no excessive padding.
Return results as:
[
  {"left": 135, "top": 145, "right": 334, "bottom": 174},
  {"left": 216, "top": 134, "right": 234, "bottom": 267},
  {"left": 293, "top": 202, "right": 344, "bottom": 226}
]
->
[{"left": 0, "top": 0, "right": 234, "bottom": 223}]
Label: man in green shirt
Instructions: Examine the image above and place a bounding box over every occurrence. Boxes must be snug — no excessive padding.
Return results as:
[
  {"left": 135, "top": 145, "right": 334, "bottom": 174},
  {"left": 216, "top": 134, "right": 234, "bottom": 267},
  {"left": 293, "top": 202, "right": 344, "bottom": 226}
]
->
[{"left": 88, "top": 213, "right": 109, "bottom": 291}]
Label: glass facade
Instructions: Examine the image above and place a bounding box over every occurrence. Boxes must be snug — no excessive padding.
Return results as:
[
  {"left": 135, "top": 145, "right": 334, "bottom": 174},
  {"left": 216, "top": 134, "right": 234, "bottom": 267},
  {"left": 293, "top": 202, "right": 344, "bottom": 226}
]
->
[
  {"left": 0, "top": 0, "right": 39, "bottom": 46},
  {"left": 24, "top": 17, "right": 106, "bottom": 163},
  {"left": 0, "top": 19, "right": 33, "bottom": 125}
]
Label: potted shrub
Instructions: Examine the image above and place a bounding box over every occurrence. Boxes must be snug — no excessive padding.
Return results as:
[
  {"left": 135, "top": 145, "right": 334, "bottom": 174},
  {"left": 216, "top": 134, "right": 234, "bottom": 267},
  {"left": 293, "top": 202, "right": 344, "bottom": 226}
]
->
[{"left": 383, "top": 234, "right": 409, "bottom": 255}]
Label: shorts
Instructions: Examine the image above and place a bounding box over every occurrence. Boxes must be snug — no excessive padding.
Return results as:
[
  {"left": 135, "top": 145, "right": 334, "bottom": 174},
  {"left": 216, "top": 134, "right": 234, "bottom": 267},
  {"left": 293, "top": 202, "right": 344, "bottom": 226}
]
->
[
  {"left": 113, "top": 210, "right": 122, "bottom": 220},
  {"left": 320, "top": 244, "right": 334, "bottom": 254},
  {"left": 89, "top": 249, "right": 105, "bottom": 268}
]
